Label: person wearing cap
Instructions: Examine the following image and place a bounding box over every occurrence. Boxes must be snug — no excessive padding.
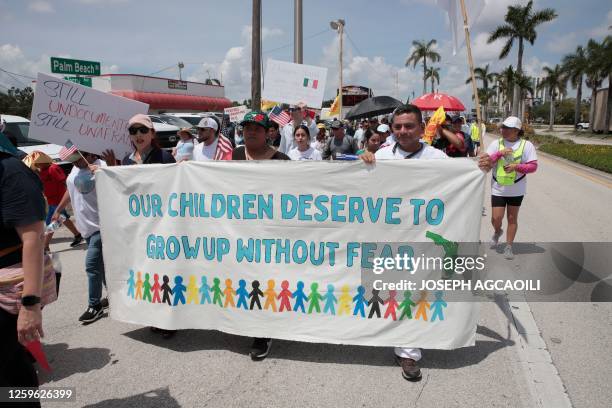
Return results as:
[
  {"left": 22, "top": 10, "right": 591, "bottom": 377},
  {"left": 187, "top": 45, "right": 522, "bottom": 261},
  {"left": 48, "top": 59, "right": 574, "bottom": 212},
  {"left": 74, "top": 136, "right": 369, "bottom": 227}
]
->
[
  {"left": 102, "top": 114, "right": 175, "bottom": 165},
  {"left": 287, "top": 125, "right": 322, "bottom": 161},
  {"left": 322, "top": 119, "right": 359, "bottom": 160},
  {"left": 193, "top": 116, "right": 233, "bottom": 161},
  {"left": 311, "top": 123, "right": 328, "bottom": 153},
  {"left": 376, "top": 124, "right": 391, "bottom": 143},
  {"left": 51, "top": 151, "right": 110, "bottom": 324},
  {"left": 24, "top": 151, "right": 83, "bottom": 251},
  {"left": 355, "top": 129, "right": 382, "bottom": 155},
  {"left": 481, "top": 116, "right": 538, "bottom": 260},
  {"left": 278, "top": 102, "right": 318, "bottom": 154},
  {"left": 172, "top": 128, "right": 196, "bottom": 162}
]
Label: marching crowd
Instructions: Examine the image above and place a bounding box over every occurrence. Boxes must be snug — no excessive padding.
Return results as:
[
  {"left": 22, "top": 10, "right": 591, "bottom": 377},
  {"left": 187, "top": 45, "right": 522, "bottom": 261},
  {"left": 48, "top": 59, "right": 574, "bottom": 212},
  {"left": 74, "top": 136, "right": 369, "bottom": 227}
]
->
[{"left": 0, "top": 102, "right": 538, "bottom": 401}]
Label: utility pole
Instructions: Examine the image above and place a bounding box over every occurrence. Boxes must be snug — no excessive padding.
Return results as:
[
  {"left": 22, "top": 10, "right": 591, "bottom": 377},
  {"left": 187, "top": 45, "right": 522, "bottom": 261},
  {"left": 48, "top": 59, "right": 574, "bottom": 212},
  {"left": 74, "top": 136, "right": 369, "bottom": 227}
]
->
[
  {"left": 178, "top": 61, "right": 184, "bottom": 81},
  {"left": 294, "top": 0, "right": 303, "bottom": 63},
  {"left": 330, "top": 19, "right": 345, "bottom": 120},
  {"left": 251, "top": 0, "right": 262, "bottom": 110}
]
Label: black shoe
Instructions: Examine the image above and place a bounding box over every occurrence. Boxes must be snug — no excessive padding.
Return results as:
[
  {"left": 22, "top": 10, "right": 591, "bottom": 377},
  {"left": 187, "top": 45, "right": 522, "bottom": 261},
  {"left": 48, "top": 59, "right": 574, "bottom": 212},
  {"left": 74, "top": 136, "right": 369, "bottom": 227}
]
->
[
  {"left": 250, "top": 337, "right": 272, "bottom": 361},
  {"left": 100, "top": 297, "right": 109, "bottom": 310},
  {"left": 78, "top": 304, "right": 104, "bottom": 324},
  {"left": 395, "top": 355, "right": 422, "bottom": 381},
  {"left": 70, "top": 234, "right": 84, "bottom": 247}
]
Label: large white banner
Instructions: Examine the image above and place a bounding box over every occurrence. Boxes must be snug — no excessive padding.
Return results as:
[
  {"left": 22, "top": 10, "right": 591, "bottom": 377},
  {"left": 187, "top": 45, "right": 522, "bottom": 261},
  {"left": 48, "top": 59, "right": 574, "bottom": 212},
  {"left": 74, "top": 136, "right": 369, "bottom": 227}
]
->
[
  {"left": 29, "top": 73, "right": 149, "bottom": 158},
  {"left": 97, "top": 160, "right": 484, "bottom": 348},
  {"left": 262, "top": 59, "right": 327, "bottom": 108}
]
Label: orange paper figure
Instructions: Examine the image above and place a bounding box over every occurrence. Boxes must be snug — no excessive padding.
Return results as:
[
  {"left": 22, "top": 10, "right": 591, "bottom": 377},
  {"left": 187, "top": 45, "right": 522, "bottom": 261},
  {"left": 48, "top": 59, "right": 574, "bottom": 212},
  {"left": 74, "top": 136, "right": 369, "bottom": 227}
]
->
[
  {"left": 414, "top": 291, "right": 430, "bottom": 321},
  {"left": 223, "top": 279, "right": 236, "bottom": 307},
  {"left": 423, "top": 106, "right": 446, "bottom": 145},
  {"left": 186, "top": 275, "right": 199, "bottom": 304},
  {"left": 337, "top": 285, "right": 352, "bottom": 316},
  {"left": 263, "top": 280, "right": 278, "bottom": 312},
  {"left": 134, "top": 271, "right": 143, "bottom": 300}
]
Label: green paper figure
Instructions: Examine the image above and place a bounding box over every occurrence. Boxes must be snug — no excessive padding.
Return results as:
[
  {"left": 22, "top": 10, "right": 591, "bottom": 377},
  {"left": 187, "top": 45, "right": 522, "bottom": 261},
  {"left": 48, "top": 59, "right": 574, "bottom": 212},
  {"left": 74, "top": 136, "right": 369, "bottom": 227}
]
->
[
  {"left": 211, "top": 277, "right": 223, "bottom": 307},
  {"left": 398, "top": 290, "right": 416, "bottom": 320},
  {"left": 142, "top": 273, "right": 152, "bottom": 302},
  {"left": 307, "top": 282, "right": 323, "bottom": 314}
]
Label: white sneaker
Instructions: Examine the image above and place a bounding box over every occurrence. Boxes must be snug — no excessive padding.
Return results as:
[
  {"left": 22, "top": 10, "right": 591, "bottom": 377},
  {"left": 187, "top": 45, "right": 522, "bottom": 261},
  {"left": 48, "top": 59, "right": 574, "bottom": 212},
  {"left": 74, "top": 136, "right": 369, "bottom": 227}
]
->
[
  {"left": 490, "top": 229, "right": 503, "bottom": 248},
  {"left": 503, "top": 244, "right": 514, "bottom": 260}
]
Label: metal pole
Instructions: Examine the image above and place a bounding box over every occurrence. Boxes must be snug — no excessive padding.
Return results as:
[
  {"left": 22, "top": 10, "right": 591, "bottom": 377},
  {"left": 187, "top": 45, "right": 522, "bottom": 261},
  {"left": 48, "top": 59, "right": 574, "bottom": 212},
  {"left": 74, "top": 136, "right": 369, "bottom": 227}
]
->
[
  {"left": 294, "top": 0, "right": 303, "bottom": 64},
  {"left": 251, "top": 0, "right": 262, "bottom": 110},
  {"left": 338, "top": 21, "right": 343, "bottom": 120},
  {"left": 459, "top": 0, "right": 482, "bottom": 124}
]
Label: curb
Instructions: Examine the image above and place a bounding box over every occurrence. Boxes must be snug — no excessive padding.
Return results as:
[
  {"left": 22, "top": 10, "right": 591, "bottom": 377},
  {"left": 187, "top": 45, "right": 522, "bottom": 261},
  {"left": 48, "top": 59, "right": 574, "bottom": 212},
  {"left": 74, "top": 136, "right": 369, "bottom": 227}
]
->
[{"left": 535, "top": 149, "right": 612, "bottom": 183}]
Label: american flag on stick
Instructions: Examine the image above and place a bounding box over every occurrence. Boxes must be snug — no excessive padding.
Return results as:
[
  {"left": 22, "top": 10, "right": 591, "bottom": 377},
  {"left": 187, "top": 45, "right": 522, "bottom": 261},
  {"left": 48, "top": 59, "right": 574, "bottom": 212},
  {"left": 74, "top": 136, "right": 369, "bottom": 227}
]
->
[
  {"left": 214, "top": 133, "right": 234, "bottom": 160},
  {"left": 269, "top": 105, "right": 291, "bottom": 127},
  {"left": 59, "top": 139, "right": 78, "bottom": 161}
]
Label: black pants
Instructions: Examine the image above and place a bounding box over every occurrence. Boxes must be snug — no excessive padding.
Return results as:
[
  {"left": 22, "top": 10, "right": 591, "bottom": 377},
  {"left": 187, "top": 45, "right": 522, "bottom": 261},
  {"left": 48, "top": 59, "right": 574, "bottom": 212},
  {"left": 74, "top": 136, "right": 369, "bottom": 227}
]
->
[{"left": 0, "top": 308, "right": 40, "bottom": 407}]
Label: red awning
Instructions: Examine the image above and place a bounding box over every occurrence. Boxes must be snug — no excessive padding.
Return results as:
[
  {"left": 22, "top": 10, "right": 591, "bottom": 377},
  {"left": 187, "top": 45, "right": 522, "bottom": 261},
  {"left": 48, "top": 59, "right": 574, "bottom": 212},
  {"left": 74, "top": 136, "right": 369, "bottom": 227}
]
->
[{"left": 111, "top": 91, "right": 233, "bottom": 112}]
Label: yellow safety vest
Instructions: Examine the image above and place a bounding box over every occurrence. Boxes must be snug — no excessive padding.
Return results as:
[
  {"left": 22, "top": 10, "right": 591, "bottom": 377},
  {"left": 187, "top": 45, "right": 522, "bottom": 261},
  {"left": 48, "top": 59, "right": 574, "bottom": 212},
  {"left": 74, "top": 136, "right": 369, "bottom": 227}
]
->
[
  {"left": 470, "top": 123, "right": 480, "bottom": 142},
  {"left": 495, "top": 138, "right": 526, "bottom": 186}
]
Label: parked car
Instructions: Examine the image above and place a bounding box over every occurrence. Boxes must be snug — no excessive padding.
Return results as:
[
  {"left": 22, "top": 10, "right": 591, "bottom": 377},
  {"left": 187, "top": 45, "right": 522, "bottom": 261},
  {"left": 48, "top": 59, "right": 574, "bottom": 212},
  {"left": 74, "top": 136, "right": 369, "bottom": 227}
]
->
[
  {"left": 151, "top": 122, "right": 181, "bottom": 149},
  {"left": 488, "top": 117, "right": 502, "bottom": 124},
  {"left": 162, "top": 112, "right": 205, "bottom": 126},
  {"left": 576, "top": 122, "right": 590, "bottom": 130}
]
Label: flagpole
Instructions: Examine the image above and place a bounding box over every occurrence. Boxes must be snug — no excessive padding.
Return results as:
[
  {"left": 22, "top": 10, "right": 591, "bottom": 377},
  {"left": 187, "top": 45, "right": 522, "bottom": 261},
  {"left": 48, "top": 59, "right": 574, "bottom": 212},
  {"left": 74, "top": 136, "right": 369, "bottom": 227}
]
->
[{"left": 459, "top": 0, "right": 482, "bottom": 125}]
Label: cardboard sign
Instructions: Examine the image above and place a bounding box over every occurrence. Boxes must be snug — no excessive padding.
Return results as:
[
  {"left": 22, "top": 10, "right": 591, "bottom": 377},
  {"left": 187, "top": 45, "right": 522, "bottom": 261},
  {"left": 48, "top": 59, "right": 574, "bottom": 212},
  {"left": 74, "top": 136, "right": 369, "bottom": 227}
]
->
[
  {"left": 29, "top": 73, "right": 148, "bottom": 158},
  {"left": 262, "top": 59, "right": 328, "bottom": 108}
]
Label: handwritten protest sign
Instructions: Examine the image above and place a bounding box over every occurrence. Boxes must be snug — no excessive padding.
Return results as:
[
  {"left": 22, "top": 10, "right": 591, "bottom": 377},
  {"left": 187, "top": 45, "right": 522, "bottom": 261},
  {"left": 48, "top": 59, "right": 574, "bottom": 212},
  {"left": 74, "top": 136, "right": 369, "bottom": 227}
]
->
[
  {"left": 224, "top": 105, "right": 249, "bottom": 123},
  {"left": 29, "top": 73, "right": 148, "bottom": 158},
  {"left": 262, "top": 59, "right": 327, "bottom": 108},
  {"left": 97, "top": 160, "right": 484, "bottom": 348}
]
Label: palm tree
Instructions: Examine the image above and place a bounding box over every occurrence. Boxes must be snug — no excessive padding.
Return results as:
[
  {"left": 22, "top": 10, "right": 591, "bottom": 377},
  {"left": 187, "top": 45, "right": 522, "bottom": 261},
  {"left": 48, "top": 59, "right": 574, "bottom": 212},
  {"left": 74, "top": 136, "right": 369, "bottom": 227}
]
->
[
  {"left": 562, "top": 46, "right": 588, "bottom": 128},
  {"left": 585, "top": 39, "right": 606, "bottom": 132},
  {"left": 601, "top": 36, "right": 612, "bottom": 133},
  {"left": 466, "top": 64, "right": 498, "bottom": 121},
  {"left": 514, "top": 72, "right": 534, "bottom": 121},
  {"left": 425, "top": 66, "right": 440, "bottom": 93},
  {"left": 487, "top": 0, "right": 557, "bottom": 116},
  {"left": 538, "top": 65, "right": 567, "bottom": 131},
  {"left": 406, "top": 39, "right": 441, "bottom": 95},
  {"left": 497, "top": 66, "right": 516, "bottom": 117}
]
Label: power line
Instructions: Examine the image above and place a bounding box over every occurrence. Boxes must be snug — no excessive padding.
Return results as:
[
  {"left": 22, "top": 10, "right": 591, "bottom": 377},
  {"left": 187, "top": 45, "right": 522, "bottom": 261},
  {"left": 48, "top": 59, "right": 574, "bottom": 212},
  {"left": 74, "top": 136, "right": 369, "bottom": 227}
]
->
[{"left": 262, "top": 28, "right": 332, "bottom": 55}]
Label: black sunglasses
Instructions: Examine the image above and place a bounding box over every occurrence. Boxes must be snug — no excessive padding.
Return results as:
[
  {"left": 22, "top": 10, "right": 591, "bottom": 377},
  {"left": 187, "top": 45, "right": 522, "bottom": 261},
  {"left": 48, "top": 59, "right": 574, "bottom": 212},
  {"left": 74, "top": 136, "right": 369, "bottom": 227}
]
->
[{"left": 128, "top": 126, "right": 150, "bottom": 135}]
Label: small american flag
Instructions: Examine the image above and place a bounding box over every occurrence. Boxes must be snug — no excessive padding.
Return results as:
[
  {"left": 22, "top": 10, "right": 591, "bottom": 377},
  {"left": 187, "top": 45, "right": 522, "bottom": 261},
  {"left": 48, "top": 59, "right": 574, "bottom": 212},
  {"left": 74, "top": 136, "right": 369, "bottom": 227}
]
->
[
  {"left": 59, "top": 139, "right": 78, "bottom": 161},
  {"left": 269, "top": 105, "right": 291, "bottom": 127},
  {"left": 214, "top": 133, "right": 233, "bottom": 160}
]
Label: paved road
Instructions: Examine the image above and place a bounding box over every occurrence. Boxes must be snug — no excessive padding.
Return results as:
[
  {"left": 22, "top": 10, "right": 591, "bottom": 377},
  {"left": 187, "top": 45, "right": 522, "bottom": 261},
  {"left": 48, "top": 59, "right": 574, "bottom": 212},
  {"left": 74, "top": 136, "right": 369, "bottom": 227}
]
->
[
  {"left": 533, "top": 125, "right": 612, "bottom": 145},
  {"left": 38, "top": 135, "right": 611, "bottom": 407}
]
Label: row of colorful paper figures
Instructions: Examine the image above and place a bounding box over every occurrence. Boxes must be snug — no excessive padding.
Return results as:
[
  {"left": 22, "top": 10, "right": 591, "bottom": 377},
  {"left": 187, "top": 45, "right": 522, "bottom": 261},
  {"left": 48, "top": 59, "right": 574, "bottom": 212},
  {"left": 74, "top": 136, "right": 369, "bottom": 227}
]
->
[{"left": 127, "top": 270, "right": 447, "bottom": 321}]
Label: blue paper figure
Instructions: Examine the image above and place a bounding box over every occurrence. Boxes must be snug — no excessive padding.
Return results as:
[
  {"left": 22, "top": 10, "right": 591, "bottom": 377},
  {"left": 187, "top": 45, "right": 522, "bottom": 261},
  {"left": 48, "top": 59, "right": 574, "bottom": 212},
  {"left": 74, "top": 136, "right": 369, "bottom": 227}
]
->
[
  {"left": 292, "top": 281, "right": 308, "bottom": 313},
  {"left": 353, "top": 285, "right": 367, "bottom": 317},
  {"left": 127, "top": 269, "right": 135, "bottom": 298},
  {"left": 236, "top": 279, "right": 249, "bottom": 310},
  {"left": 322, "top": 284, "right": 337, "bottom": 315},
  {"left": 172, "top": 276, "right": 187, "bottom": 306},
  {"left": 430, "top": 291, "right": 447, "bottom": 321},
  {"left": 199, "top": 276, "right": 212, "bottom": 304}
]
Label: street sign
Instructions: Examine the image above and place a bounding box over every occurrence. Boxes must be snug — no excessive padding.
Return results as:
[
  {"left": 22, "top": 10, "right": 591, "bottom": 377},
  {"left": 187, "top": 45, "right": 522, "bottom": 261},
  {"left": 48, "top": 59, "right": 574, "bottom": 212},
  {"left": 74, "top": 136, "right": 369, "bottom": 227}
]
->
[
  {"left": 64, "top": 76, "right": 92, "bottom": 87},
  {"left": 51, "top": 57, "right": 100, "bottom": 76},
  {"left": 168, "top": 79, "right": 187, "bottom": 90}
]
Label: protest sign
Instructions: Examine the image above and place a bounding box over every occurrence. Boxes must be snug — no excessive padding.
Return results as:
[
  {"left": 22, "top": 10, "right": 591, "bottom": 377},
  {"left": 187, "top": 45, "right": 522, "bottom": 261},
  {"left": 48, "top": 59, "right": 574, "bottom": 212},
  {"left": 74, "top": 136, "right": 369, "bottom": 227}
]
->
[
  {"left": 224, "top": 105, "right": 249, "bottom": 123},
  {"left": 262, "top": 59, "right": 327, "bottom": 108},
  {"left": 97, "top": 160, "right": 484, "bottom": 348},
  {"left": 29, "top": 73, "right": 149, "bottom": 158}
]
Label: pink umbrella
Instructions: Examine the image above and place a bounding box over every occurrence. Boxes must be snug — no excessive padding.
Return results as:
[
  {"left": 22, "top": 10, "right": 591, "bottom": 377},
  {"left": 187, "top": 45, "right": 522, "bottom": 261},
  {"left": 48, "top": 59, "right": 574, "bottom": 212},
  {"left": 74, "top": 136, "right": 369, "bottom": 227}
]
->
[{"left": 412, "top": 92, "right": 466, "bottom": 111}]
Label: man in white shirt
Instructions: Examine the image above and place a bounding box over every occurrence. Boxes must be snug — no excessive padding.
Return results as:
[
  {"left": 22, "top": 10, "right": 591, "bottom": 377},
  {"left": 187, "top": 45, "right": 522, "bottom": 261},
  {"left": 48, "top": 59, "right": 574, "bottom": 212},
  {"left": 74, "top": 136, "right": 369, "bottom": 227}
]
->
[
  {"left": 361, "top": 104, "right": 491, "bottom": 381},
  {"left": 278, "top": 103, "right": 318, "bottom": 154},
  {"left": 192, "top": 117, "right": 233, "bottom": 161}
]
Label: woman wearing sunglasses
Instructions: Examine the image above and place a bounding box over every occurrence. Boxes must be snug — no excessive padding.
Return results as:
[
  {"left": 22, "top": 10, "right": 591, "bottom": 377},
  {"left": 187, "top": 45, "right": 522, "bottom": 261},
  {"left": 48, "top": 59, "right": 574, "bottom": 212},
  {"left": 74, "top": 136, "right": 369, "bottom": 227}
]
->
[
  {"left": 101, "top": 114, "right": 176, "bottom": 338},
  {"left": 102, "top": 114, "right": 175, "bottom": 165}
]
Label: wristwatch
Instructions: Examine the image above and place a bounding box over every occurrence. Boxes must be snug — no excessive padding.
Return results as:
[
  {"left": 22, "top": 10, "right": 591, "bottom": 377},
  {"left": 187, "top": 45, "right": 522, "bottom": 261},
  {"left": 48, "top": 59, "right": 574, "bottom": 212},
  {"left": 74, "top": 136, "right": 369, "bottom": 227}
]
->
[{"left": 21, "top": 295, "right": 41, "bottom": 306}]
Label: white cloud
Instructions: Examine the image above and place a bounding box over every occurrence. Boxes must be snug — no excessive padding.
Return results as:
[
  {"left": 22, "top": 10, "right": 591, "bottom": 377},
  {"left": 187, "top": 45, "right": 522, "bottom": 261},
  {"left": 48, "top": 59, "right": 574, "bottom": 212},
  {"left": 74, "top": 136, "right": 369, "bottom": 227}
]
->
[
  {"left": 28, "top": 1, "right": 54, "bottom": 13},
  {"left": 546, "top": 32, "right": 579, "bottom": 54},
  {"left": 588, "top": 10, "right": 612, "bottom": 38}
]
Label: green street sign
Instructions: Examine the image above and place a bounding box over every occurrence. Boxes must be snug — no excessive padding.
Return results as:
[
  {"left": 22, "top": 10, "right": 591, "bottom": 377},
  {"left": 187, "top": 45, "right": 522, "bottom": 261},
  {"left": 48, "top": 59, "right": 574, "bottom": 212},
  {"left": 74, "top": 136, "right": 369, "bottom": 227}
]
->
[
  {"left": 51, "top": 57, "right": 100, "bottom": 76},
  {"left": 64, "top": 76, "right": 92, "bottom": 87}
]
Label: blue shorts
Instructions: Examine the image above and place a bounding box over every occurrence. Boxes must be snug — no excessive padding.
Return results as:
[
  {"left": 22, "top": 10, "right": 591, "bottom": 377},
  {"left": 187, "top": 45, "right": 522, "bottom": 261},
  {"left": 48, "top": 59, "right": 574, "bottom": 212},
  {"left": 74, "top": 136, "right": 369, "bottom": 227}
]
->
[{"left": 46, "top": 205, "right": 70, "bottom": 225}]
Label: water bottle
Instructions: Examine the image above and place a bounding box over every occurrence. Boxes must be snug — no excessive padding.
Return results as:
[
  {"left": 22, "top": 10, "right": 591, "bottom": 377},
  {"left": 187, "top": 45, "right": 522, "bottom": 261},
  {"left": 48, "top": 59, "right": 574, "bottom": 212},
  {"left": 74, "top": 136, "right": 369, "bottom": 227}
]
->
[{"left": 46, "top": 214, "right": 66, "bottom": 234}]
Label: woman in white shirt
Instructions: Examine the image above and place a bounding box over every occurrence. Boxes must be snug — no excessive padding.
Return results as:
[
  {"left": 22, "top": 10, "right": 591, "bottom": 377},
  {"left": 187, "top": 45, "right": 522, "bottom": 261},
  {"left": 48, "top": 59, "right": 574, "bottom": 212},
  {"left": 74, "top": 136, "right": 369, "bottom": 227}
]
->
[{"left": 288, "top": 125, "right": 322, "bottom": 161}]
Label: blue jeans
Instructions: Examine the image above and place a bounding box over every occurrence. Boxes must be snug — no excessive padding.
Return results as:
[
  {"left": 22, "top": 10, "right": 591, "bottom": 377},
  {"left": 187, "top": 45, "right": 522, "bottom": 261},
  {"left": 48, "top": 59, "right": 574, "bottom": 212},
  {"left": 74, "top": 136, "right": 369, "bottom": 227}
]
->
[{"left": 85, "top": 231, "right": 106, "bottom": 307}]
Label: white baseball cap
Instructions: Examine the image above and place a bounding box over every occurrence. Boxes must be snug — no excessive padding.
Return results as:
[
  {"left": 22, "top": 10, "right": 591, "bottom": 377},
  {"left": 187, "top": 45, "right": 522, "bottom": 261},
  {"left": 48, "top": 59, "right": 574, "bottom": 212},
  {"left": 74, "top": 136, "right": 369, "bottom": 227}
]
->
[
  {"left": 197, "top": 117, "right": 219, "bottom": 131},
  {"left": 501, "top": 116, "right": 522, "bottom": 130},
  {"left": 376, "top": 124, "right": 390, "bottom": 133}
]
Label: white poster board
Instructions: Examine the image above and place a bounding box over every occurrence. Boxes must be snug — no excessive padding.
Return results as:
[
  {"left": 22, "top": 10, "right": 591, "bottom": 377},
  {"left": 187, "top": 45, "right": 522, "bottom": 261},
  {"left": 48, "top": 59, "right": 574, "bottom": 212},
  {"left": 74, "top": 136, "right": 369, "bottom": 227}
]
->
[
  {"left": 29, "top": 73, "right": 149, "bottom": 158},
  {"left": 262, "top": 59, "right": 328, "bottom": 108},
  {"left": 224, "top": 105, "right": 249, "bottom": 123}
]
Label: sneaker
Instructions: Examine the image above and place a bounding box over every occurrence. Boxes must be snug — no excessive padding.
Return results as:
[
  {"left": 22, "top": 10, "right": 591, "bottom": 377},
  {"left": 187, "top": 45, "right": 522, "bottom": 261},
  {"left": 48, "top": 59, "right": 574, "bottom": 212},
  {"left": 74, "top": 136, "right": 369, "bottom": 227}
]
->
[
  {"left": 250, "top": 337, "right": 272, "bottom": 361},
  {"left": 490, "top": 229, "right": 503, "bottom": 248},
  {"left": 70, "top": 234, "right": 84, "bottom": 247},
  {"left": 395, "top": 355, "right": 422, "bottom": 381},
  {"left": 78, "top": 304, "right": 104, "bottom": 324},
  {"left": 100, "top": 297, "right": 109, "bottom": 310},
  {"left": 503, "top": 244, "right": 514, "bottom": 260}
]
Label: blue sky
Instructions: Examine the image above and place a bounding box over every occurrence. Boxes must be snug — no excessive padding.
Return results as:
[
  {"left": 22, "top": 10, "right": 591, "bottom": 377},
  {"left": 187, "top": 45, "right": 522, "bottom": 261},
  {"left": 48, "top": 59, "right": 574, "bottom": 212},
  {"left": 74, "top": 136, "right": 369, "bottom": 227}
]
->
[{"left": 1, "top": 0, "right": 610, "bottom": 107}]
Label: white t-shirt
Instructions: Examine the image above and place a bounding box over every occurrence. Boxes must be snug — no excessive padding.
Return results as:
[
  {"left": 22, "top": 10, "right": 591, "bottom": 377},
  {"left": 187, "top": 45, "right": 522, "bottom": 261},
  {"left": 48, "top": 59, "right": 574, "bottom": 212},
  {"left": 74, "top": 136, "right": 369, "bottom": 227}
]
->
[
  {"left": 375, "top": 142, "right": 448, "bottom": 160},
  {"left": 66, "top": 159, "right": 106, "bottom": 239},
  {"left": 193, "top": 138, "right": 218, "bottom": 161},
  {"left": 353, "top": 128, "right": 365, "bottom": 144},
  {"left": 288, "top": 146, "right": 323, "bottom": 161},
  {"left": 279, "top": 121, "right": 319, "bottom": 154},
  {"left": 175, "top": 139, "right": 195, "bottom": 161},
  {"left": 486, "top": 138, "right": 537, "bottom": 197}
]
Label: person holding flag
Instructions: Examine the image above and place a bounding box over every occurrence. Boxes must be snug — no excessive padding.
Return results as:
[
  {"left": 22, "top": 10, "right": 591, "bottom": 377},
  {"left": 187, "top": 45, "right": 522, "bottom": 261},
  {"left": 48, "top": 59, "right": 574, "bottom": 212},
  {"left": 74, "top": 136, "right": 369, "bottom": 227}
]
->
[
  {"left": 192, "top": 116, "right": 233, "bottom": 161},
  {"left": 278, "top": 102, "right": 318, "bottom": 154}
]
